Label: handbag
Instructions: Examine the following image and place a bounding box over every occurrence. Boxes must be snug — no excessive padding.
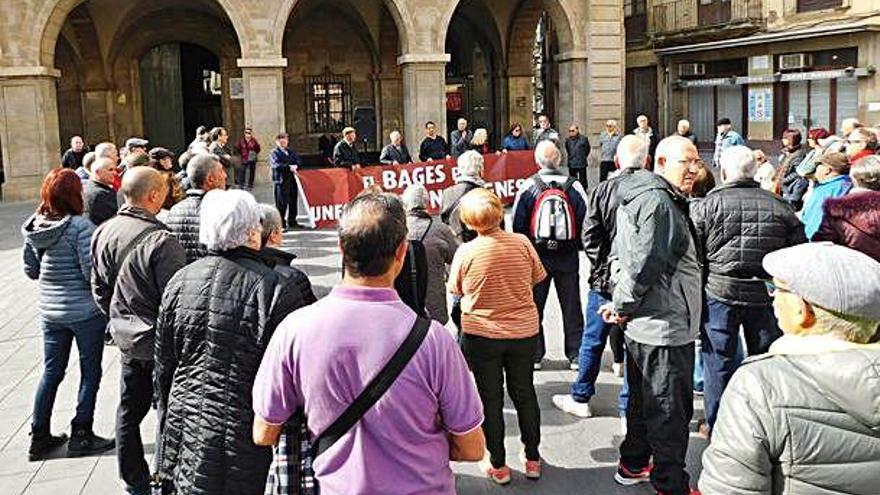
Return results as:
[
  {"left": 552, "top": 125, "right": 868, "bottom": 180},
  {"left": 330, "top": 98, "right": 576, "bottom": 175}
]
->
[{"left": 265, "top": 315, "right": 432, "bottom": 495}]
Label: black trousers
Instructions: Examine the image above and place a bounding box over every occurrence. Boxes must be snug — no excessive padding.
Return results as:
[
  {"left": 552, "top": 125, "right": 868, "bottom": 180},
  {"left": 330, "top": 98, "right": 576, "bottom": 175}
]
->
[
  {"left": 117, "top": 356, "right": 154, "bottom": 494},
  {"left": 274, "top": 178, "right": 298, "bottom": 227},
  {"left": 460, "top": 334, "right": 541, "bottom": 468},
  {"left": 609, "top": 325, "right": 625, "bottom": 363},
  {"left": 620, "top": 339, "right": 694, "bottom": 495},
  {"left": 600, "top": 160, "right": 615, "bottom": 182},
  {"left": 533, "top": 267, "right": 584, "bottom": 362},
  {"left": 569, "top": 167, "right": 588, "bottom": 190}
]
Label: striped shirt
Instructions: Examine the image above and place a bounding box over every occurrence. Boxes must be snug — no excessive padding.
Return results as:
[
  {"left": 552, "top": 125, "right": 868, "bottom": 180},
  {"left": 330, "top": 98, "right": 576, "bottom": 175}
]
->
[{"left": 448, "top": 229, "right": 547, "bottom": 339}]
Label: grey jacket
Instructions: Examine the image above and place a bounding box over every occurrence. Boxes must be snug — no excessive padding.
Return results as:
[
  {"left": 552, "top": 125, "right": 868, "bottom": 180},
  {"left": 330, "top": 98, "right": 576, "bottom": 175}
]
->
[
  {"left": 406, "top": 212, "right": 460, "bottom": 324},
  {"left": 22, "top": 214, "right": 101, "bottom": 323},
  {"left": 700, "top": 337, "right": 880, "bottom": 495},
  {"left": 91, "top": 204, "right": 187, "bottom": 360},
  {"left": 610, "top": 170, "right": 701, "bottom": 347},
  {"left": 450, "top": 129, "right": 471, "bottom": 158}
]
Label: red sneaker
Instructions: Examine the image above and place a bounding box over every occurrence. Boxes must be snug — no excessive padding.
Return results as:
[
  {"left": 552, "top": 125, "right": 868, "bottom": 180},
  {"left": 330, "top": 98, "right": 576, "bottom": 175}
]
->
[
  {"left": 614, "top": 462, "right": 652, "bottom": 485},
  {"left": 656, "top": 488, "right": 701, "bottom": 495},
  {"left": 479, "top": 456, "right": 511, "bottom": 485},
  {"left": 519, "top": 450, "right": 541, "bottom": 480}
]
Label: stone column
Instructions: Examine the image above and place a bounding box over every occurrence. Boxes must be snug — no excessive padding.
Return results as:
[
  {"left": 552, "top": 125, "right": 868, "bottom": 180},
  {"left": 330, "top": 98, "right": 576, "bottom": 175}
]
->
[
  {"left": 238, "top": 58, "right": 287, "bottom": 186},
  {"left": 0, "top": 67, "right": 62, "bottom": 201},
  {"left": 398, "top": 53, "right": 450, "bottom": 160},
  {"left": 556, "top": 52, "right": 590, "bottom": 131}
]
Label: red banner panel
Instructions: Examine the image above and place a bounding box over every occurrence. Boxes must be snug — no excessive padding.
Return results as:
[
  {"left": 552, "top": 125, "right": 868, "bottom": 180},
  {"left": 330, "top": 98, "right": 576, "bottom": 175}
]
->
[{"left": 297, "top": 150, "right": 538, "bottom": 228}]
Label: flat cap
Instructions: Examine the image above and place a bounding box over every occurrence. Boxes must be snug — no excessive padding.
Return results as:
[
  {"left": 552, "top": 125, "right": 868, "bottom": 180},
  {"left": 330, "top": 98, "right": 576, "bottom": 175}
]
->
[
  {"left": 148, "top": 147, "right": 174, "bottom": 160},
  {"left": 716, "top": 117, "right": 732, "bottom": 126},
  {"left": 763, "top": 242, "right": 880, "bottom": 319},
  {"left": 125, "top": 137, "right": 149, "bottom": 149}
]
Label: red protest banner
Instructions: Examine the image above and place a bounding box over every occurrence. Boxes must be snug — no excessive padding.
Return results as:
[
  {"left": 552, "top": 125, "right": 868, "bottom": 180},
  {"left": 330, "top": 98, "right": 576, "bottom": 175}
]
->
[{"left": 296, "top": 150, "right": 538, "bottom": 228}]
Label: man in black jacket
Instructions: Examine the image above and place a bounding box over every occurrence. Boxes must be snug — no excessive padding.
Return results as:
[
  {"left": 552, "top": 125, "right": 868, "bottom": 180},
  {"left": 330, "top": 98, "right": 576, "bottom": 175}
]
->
[
  {"left": 83, "top": 157, "right": 119, "bottom": 226},
  {"left": 691, "top": 145, "right": 806, "bottom": 437},
  {"left": 552, "top": 135, "right": 647, "bottom": 419},
  {"left": 565, "top": 125, "right": 591, "bottom": 190},
  {"left": 62, "top": 136, "right": 88, "bottom": 169},
  {"left": 333, "top": 127, "right": 362, "bottom": 169},
  {"left": 90, "top": 167, "right": 187, "bottom": 495},
  {"left": 165, "top": 154, "right": 227, "bottom": 263}
]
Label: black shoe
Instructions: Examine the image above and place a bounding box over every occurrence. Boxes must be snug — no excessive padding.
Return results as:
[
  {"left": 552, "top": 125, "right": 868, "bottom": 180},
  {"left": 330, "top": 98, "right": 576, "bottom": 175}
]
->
[
  {"left": 28, "top": 431, "right": 68, "bottom": 461},
  {"left": 67, "top": 426, "right": 115, "bottom": 458}
]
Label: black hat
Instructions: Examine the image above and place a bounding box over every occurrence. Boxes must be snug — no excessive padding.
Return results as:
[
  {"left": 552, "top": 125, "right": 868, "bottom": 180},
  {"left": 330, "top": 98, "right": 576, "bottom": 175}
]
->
[
  {"left": 149, "top": 147, "right": 175, "bottom": 160},
  {"left": 716, "top": 118, "right": 732, "bottom": 126}
]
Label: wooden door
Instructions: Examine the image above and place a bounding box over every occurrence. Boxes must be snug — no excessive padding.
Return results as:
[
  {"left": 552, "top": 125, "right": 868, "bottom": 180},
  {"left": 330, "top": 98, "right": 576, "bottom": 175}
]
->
[{"left": 625, "top": 67, "right": 659, "bottom": 132}]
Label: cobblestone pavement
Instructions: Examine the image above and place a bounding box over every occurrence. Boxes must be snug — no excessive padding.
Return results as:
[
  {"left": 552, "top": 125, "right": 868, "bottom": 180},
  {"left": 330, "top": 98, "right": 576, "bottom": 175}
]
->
[{"left": 0, "top": 187, "right": 707, "bottom": 495}]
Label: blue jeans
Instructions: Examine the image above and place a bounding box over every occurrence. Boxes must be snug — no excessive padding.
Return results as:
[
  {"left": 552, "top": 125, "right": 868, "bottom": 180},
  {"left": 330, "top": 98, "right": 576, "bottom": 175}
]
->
[
  {"left": 32, "top": 314, "right": 107, "bottom": 433},
  {"left": 702, "top": 297, "right": 781, "bottom": 429},
  {"left": 571, "top": 290, "right": 629, "bottom": 415}
]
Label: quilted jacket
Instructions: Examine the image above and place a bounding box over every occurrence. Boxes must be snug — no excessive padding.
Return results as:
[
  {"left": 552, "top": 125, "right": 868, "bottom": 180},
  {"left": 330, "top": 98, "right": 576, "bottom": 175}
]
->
[
  {"left": 165, "top": 189, "right": 207, "bottom": 263},
  {"left": 700, "top": 336, "right": 880, "bottom": 495},
  {"left": 154, "top": 247, "right": 315, "bottom": 495},
  {"left": 813, "top": 190, "right": 880, "bottom": 262},
  {"left": 777, "top": 146, "right": 809, "bottom": 210},
  {"left": 691, "top": 180, "right": 806, "bottom": 306},
  {"left": 22, "top": 214, "right": 101, "bottom": 323}
]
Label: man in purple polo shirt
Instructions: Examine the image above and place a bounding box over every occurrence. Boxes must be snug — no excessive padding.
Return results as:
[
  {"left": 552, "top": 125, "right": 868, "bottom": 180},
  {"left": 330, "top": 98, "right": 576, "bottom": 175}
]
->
[{"left": 252, "top": 191, "right": 486, "bottom": 494}]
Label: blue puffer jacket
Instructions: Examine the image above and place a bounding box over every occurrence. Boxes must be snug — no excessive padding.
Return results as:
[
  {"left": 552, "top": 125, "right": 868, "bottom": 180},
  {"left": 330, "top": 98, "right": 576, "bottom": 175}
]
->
[{"left": 22, "top": 214, "right": 102, "bottom": 323}]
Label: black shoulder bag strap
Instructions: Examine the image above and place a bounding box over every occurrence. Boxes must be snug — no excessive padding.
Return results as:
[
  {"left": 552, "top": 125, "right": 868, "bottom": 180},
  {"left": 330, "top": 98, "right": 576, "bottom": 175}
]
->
[
  {"left": 109, "top": 225, "right": 163, "bottom": 289},
  {"left": 443, "top": 183, "right": 481, "bottom": 223},
  {"left": 312, "top": 315, "right": 431, "bottom": 458}
]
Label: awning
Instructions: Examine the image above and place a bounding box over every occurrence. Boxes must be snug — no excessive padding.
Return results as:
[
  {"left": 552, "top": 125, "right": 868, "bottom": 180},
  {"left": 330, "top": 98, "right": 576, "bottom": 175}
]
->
[
  {"left": 655, "top": 21, "right": 878, "bottom": 56},
  {"left": 675, "top": 67, "right": 875, "bottom": 88}
]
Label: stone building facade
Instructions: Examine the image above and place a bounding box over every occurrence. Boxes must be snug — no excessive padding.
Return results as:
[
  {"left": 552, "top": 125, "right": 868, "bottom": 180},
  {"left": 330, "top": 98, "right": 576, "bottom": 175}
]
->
[
  {"left": 624, "top": 0, "right": 880, "bottom": 149},
  {"left": 0, "top": 0, "right": 626, "bottom": 200}
]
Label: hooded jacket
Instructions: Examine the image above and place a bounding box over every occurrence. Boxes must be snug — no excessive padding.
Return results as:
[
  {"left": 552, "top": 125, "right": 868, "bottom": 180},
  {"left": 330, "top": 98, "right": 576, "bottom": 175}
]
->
[
  {"left": 610, "top": 170, "right": 702, "bottom": 347},
  {"left": 691, "top": 180, "right": 806, "bottom": 306},
  {"left": 700, "top": 336, "right": 880, "bottom": 495},
  {"left": 777, "top": 146, "right": 809, "bottom": 209},
  {"left": 406, "top": 211, "right": 460, "bottom": 324},
  {"left": 813, "top": 190, "right": 880, "bottom": 262},
  {"left": 22, "top": 214, "right": 101, "bottom": 323},
  {"left": 155, "top": 248, "right": 315, "bottom": 495}
]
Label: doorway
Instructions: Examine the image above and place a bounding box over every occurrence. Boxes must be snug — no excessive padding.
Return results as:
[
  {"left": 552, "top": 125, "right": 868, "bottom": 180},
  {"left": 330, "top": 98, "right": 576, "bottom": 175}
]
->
[{"left": 139, "top": 43, "right": 222, "bottom": 153}]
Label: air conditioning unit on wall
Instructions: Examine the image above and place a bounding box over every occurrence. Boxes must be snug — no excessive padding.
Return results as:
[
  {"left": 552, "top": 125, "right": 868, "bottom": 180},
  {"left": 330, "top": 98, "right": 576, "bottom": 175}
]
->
[
  {"left": 679, "top": 63, "right": 706, "bottom": 77},
  {"left": 779, "top": 53, "right": 813, "bottom": 71}
]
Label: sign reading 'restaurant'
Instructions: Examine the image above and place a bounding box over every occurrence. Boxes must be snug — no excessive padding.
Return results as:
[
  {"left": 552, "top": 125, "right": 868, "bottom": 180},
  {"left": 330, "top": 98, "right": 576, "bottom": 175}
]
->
[{"left": 295, "top": 150, "right": 539, "bottom": 228}]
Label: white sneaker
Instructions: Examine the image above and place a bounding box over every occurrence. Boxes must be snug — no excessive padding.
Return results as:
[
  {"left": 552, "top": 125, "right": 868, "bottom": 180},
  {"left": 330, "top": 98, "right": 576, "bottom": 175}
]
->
[
  {"left": 612, "top": 362, "right": 624, "bottom": 377},
  {"left": 533, "top": 362, "right": 543, "bottom": 371},
  {"left": 569, "top": 359, "right": 579, "bottom": 371},
  {"left": 620, "top": 416, "right": 628, "bottom": 435},
  {"left": 551, "top": 394, "right": 592, "bottom": 418}
]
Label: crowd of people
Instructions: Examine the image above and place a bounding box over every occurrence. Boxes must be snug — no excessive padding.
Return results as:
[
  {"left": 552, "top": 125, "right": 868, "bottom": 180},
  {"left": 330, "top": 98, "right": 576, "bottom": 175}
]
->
[{"left": 18, "top": 110, "right": 880, "bottom": 495}]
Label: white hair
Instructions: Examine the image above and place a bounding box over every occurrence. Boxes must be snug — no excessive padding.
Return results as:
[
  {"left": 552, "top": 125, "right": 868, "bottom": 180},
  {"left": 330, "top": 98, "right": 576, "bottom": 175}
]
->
[
  {"left": 199, "top": 190, "right": 262, "bottom": 252},
  {"left": 401, "top": 184, "right": 429, "bottom": 211},
  {"left": 616, "top": 135, "right": 648, "bottom": 170},
  {"left": 389, "top": 130, "right": 401, "bottom": 142},
  {"left": 535, "top": 140, "right": 562, "bottom": 170},
  {"left": 654, "top": 135, "right": 695, "bottom": 172},
  {"left": 677, "top": 119, "right": 690, "bottom": 129},
  {"left": 720, "top": 145, "right": 758, "bottom": 182},
  {"left": 91, "top": 157, "right": 115, "bottom": 173},
  {"left": 457, "top": 150, "right": 484, "bottom": 181}
]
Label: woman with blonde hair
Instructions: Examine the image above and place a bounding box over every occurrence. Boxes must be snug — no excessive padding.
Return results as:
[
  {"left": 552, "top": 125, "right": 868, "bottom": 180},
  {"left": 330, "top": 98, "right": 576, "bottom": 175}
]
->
[
  {"left": 469, "top": 128, "right": 492, "bottom": 155},
  {"left": 448, "top": 188, "right": 547, "bottom": 485}
]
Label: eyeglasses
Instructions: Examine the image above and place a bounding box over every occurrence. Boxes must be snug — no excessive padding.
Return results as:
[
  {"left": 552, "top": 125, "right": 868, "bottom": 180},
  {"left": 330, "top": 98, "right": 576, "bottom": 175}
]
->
[
  {"left": 764, "top": 280, "right": 794, "bottom": 297},
  {"left": 846, "top": 139, "right": 865, "bottom": 145}
]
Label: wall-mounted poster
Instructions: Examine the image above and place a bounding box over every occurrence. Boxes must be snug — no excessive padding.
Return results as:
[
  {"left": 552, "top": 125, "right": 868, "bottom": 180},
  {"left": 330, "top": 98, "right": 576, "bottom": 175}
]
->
[
  {"left": 748, "top": 88, "right": 773, "bottom": 122},
  {"left": 229, "top": 77, "right": 244, "bottom": 100}
]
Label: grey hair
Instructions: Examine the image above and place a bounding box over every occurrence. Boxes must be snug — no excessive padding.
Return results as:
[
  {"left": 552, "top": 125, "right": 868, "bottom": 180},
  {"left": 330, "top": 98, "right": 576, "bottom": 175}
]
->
[
  {"left": 535, "top": 140, "right": 562, "bottom": 170},
  {"left": 389, "top": 130, "right": 401, "bottom": 142},
  {"left": 851, "top": 155, "right": 880, "bottom": 191},
  {"left": 187, "top": 153, "right": 220, "bottom": 189},
  {"left": 94, "top": 142, "right": 117, "bottom": 159},
  {"left": 457, "top": 150, "right": 484, "bottom": 181},
  {"left": 258, "top": 204, "right": 284, "bottom": 245},
  {"left": 199, "top": 190, "right": 261, "bottom": 252},
  {"left": 615, "top": 135, "right": 648, "bottom": 170},
  {"left": 82, "top": 151, "right": 97, "bottom": 171},
  {"left": 401, "top": 184, "right": 429, "bottom": 211},
  {"left": 654, "top": 135, "right": 696, "bottom": 172},
  {"left": 91, "top": 157, "right": 115, "bottom": 173},
  {"left": 720, "top": 145, "right": 758, "bottom": 182}
]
